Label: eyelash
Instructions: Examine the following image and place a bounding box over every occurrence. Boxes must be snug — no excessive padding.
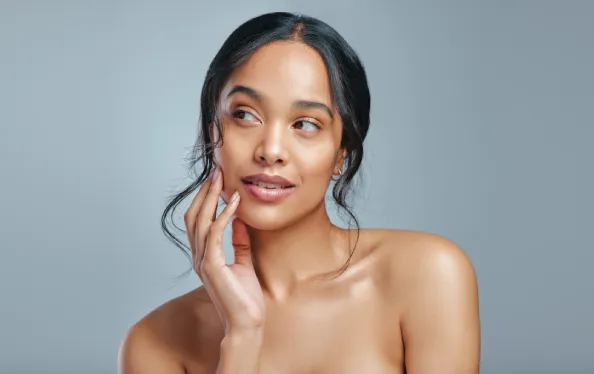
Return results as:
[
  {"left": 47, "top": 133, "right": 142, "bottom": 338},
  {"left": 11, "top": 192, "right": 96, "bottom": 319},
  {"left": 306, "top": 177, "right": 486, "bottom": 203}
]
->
[
  {"left": 293, "top": 120, "right": 321, "bottom": 131},
  {"left": 232, "top": 109, "right": 322, "bottom": 131},
  {"left": 232, "top": 109, "right": 259, "bottom": 123}
]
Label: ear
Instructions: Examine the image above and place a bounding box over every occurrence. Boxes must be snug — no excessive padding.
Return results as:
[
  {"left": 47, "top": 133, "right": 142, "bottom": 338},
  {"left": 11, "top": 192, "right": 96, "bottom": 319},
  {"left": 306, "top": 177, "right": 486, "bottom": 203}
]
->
[{"left": 333, "top": 148, "right": 347, "bottom": 175}]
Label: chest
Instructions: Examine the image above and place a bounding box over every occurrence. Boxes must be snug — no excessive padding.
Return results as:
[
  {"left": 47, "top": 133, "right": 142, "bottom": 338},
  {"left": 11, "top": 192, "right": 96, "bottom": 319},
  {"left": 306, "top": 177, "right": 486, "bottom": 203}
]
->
[
  {"left": 186, "top": 272, "right": 406, "bottom": 374},
  {"left": 254, "top": 295, "right": 403, "bottom": 374}
]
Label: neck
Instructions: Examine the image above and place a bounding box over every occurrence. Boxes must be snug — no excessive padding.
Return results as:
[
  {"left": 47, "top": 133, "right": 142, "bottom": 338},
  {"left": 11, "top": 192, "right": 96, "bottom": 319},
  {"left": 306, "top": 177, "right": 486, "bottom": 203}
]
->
[{"left": 247, "top": 202, "right": 350, "bottom": 301}]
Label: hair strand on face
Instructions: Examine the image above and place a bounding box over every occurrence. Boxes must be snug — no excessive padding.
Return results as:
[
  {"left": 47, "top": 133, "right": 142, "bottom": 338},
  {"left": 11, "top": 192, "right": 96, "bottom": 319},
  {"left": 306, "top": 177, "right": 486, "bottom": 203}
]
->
[{"left": 161, "top": 12, "right": 371, "bottom": 279}]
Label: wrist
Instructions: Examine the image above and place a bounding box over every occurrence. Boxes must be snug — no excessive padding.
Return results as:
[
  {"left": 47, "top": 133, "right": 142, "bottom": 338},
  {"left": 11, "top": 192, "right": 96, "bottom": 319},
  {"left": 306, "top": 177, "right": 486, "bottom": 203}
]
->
[
  {"left": 218, "top": 328, "right": 264, "bottom": 374},
  {"left": 223, "top": 327, "right": 264, "bottom": 346}
]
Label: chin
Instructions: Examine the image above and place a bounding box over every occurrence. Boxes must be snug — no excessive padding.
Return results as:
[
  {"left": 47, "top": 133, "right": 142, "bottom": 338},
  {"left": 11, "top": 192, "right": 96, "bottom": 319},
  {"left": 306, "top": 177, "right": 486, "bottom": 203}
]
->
[{"left": 235, "top": 203, "right": 297, "bottom": 231}]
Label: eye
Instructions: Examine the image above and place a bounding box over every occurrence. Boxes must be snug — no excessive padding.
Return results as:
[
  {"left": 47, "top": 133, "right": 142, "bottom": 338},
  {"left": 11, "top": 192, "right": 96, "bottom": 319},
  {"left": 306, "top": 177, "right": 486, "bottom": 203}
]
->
[
  {"left": 293, "top": 120, "right": 320, "bottom": 132},
  {"left": 232, "top": 109, "right": 259, "bottom": 123}
]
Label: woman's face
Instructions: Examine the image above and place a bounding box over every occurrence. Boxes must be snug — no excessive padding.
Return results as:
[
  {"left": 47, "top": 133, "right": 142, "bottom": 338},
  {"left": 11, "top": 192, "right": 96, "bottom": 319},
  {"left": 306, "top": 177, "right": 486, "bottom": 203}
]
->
[{"left": 213, "top": 40, "right": 344, "bottom": 230}]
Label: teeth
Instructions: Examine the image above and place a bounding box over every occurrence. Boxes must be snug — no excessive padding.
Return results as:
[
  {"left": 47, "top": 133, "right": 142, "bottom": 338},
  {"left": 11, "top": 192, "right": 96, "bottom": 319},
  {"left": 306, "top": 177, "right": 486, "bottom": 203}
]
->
[{"left": 253, "top": 181, "right": 284, "bottom": 189}]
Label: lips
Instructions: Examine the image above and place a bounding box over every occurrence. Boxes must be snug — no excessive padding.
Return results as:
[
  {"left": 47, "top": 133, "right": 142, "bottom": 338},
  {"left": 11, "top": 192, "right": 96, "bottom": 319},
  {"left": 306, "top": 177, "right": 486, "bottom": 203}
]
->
[
  {"left": 240, "top": 173, "right": 296, "bottom": 203},
  {"left": 241, "top": 174, "right": 295, "bottom": 189}
]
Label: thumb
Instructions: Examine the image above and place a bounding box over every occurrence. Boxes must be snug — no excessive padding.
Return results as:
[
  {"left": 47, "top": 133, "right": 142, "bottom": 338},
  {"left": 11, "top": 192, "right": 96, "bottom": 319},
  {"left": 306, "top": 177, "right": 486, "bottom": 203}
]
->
[{"left": 231, "top": 218, "right": 252, "bottom": 267}]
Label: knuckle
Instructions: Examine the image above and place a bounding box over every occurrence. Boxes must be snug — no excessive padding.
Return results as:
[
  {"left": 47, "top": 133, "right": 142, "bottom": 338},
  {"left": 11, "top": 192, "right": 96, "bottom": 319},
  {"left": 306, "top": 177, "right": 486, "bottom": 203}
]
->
[
  {"left": 196, "top": 212, "right": 208, "bottom": 228},
  {"left": 194, "top": 211, "right": 202, "bottom": 223},
  {"left": 207, "top": 232, "right": 222, "bottom": 247},
  {"left": 208, "top": 223, "right": 222, "bottom": 237},
  {"left": 199, "top": 259, "right": 216, "bottom": 277}
]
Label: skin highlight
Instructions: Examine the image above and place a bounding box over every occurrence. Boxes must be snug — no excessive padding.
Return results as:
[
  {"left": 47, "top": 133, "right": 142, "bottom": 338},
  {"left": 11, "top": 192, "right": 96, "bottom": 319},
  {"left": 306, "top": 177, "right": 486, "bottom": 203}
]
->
[
  {"left": 118, "top": 18, "right": 480, "bottom": 374},
  {"left": 213, "top": 41, "right": 349, "bottom": 297}
]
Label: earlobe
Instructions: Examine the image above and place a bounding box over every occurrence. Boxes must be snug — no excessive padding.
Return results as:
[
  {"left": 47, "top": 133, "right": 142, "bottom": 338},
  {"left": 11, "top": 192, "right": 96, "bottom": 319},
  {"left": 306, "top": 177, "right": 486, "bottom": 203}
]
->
[{"left": 333, "top": 148, "right": 347, "bottom": 175}]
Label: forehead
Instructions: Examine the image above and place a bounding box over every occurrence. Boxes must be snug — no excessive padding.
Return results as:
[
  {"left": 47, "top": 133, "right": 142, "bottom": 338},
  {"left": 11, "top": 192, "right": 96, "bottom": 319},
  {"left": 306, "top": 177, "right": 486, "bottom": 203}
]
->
[{"left": 224, "top": 41, "right": 333, "bottom": 105}]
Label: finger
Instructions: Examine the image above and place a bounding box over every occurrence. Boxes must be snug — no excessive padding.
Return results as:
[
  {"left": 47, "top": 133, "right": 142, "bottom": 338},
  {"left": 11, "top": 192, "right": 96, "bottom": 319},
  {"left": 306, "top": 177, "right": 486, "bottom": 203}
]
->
[
  {"left": 201, "top": 192, "right": 257, "bottom": 318},
  {"left": 231, "top": 218, "right": 253, "bottom": 268},
  {"left": 195, "top": 166, "right": 223, "bottom": 263},
  {"left": 197, "top": 166, "right": 222, "bottom": 228},
  {"left": 184, "top": 171, "right": 215, "bottom": 257},
  {"left": 202, "top": 191, "right": 240, "bottom": 267}
]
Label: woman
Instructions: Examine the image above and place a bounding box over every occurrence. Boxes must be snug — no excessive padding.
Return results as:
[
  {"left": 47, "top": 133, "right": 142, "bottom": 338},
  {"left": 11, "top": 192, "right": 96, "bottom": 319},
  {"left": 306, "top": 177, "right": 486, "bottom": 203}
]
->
[{"left": 119, "top": 12, "right": 481, "bottom": 374}]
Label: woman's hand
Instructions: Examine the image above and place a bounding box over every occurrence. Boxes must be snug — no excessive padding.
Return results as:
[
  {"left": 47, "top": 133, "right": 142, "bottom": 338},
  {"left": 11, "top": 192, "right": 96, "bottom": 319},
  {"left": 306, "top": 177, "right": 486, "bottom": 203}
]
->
[{"left": 184, "top": 167, "right": 265, "bottom": 335}]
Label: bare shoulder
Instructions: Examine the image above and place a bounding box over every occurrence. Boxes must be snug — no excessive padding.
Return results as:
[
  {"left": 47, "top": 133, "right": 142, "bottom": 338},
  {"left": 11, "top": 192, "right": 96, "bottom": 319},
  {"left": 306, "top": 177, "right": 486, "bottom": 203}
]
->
[
  {"left": 118, "top": 287, "right": 224, "bottom": 374},
  {"left": 365, "top": 228, "right": 481, "bottom": 372},
  {"left": 365, "top": 228, "right": 477, "bottom": 290}
]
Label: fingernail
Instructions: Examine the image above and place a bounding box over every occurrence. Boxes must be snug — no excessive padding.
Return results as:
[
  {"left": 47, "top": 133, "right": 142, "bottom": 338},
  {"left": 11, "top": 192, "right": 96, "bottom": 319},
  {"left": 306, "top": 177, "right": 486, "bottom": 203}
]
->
[
  {"left": 212, "top": 166, "right": 220, "bottom": 181},
  {"left": 231, "top": 191, "right": 240, "bottom": 203}
]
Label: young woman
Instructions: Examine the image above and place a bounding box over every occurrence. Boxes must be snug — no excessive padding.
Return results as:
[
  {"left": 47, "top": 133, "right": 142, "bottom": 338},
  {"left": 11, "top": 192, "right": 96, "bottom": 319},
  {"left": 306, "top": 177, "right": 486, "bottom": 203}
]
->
[{"left": 119, "top": 12, "right": 481, "bottom": 374}]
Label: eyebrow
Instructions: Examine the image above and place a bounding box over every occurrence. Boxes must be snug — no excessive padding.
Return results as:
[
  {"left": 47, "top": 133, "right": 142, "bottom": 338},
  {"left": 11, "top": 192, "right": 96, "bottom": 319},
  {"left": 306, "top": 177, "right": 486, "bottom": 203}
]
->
[{"left": 227, "top": 85, "right": 334, "bottom": 120}]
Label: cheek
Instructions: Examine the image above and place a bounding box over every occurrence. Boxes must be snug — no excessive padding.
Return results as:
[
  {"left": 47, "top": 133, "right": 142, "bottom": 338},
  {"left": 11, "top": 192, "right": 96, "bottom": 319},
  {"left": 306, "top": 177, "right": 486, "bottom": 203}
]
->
[
  {"left": 214, "top": 135, "right": 248, "bottom": 202},
  {"left": 297, "top": 148, "right": 337, "bottom": 184}
]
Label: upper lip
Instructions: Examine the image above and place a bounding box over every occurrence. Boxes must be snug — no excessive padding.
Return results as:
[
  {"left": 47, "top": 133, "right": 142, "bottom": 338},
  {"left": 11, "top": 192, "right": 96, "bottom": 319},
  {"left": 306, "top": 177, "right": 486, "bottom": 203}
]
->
[{"left": 242, "top": 173, "right": 296, "bottom": 187}]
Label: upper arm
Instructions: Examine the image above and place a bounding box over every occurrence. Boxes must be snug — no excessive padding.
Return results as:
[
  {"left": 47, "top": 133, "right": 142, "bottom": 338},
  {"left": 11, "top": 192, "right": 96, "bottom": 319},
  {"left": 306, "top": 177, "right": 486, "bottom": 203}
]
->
[
  {"left": 400, "top": 235, "right": 481, "bottom": 374},
  {"left": 118, "top": 321, "right": 186, "bottom": 374}
]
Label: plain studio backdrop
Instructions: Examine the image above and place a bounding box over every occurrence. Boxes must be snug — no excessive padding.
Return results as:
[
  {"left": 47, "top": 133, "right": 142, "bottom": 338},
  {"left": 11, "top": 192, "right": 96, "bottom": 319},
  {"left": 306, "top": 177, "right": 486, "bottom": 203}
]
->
[{"left": 1, "top": 1, "right": 592, "bottom": 373}]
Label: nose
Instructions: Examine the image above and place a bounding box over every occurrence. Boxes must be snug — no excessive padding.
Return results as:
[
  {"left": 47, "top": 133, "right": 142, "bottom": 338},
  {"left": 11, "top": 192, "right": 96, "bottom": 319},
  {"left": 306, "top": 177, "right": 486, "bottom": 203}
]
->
[{"left": 254, "top": 122, "right": 289, "bottom": 166}]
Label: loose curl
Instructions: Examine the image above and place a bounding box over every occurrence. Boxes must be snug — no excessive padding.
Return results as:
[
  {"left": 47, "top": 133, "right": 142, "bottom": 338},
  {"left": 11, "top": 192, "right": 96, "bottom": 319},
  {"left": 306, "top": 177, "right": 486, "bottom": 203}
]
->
[{"left": 161, "top": 12, "right": 371, "bottom": 278}]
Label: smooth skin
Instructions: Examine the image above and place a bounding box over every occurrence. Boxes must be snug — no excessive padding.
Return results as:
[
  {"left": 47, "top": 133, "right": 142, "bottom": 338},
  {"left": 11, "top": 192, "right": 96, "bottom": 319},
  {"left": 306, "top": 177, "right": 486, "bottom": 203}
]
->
[{"left": 118, "top": 40, "right": 481, "bottom": 374}]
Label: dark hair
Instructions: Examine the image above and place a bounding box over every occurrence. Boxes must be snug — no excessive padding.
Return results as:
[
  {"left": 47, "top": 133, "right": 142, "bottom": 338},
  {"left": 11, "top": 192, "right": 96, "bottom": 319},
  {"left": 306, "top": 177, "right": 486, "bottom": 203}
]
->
[{"left": 161, "top": 12, "right": 371, "bottom": 278}]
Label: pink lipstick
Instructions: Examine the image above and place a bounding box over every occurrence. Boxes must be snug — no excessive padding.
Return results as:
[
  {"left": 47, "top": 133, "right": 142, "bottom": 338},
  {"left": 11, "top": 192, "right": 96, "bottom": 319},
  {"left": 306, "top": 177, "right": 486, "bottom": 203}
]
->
[{"left": 241, "top": 173, "right": 296, "bottom": 203}]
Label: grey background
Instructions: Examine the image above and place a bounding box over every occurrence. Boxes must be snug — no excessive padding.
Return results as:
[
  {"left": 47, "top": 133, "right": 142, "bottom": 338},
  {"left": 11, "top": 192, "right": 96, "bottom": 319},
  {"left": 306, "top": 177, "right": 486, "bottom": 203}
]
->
[{"left": 1, "top": 1, "right": 592, "bottom": 373}]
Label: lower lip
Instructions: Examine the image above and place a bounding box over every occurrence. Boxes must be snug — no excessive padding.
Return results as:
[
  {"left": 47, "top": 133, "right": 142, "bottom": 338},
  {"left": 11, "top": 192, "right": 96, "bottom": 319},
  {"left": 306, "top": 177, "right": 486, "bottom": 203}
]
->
[{"left": 242, "top": 181, "right": 296, "bottom": 202}]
